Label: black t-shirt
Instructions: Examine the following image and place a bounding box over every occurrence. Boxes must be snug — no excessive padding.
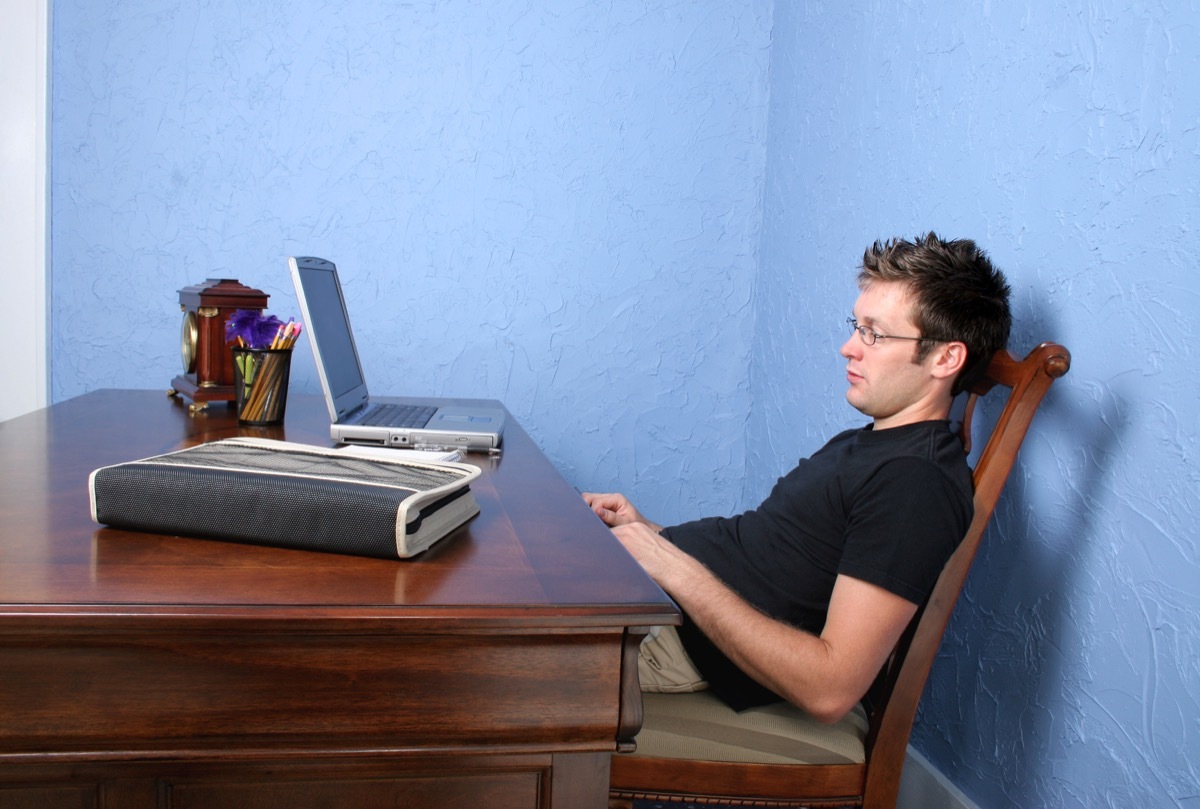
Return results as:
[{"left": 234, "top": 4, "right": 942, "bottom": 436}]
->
[{"left": 660, "top": 420, "right": 974, "bottom": 710}]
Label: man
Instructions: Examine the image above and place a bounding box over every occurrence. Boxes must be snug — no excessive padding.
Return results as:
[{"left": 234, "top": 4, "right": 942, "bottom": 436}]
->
[{"left": 584, "top": 233, "right": 1012, "bottom": 723}]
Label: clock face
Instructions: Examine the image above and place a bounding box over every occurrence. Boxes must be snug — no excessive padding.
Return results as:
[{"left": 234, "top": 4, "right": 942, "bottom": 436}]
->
[{"left": 181, "top": 310, "right": 198, "bottom": 373}]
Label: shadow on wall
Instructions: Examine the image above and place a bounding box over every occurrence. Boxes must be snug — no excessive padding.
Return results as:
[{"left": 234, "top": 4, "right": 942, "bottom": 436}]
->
[{"left": 919, "top": 332, "right": 1120, "bottom": 803}]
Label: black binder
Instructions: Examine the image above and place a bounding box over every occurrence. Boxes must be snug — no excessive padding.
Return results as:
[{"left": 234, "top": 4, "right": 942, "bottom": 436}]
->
[{"left": 89, "top": 438, "right": 481, "bottom": 559}]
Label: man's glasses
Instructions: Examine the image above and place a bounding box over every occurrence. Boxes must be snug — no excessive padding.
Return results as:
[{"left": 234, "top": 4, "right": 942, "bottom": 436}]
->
[{"left": 846, "top": 317, "right": 945, "bottom": 347}]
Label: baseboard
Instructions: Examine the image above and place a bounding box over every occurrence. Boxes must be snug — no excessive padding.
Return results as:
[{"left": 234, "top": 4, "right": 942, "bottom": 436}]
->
[{"left": 896, "top": 746, "right": 981, "bottom": 809}]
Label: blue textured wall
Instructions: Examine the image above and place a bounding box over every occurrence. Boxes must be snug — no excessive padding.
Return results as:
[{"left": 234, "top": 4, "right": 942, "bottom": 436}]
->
[
  {"left": 50, "top": 0, "right": 771, "bottom": 526},
  {"left": 755, "top": 3, "right": 1199, "bottom": 808},
  {"left": 50, "top": 2, "right": 1198, "bottom": 807}
]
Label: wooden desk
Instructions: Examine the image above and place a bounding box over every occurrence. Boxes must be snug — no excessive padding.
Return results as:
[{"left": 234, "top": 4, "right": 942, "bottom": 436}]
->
[{"left": 0, "top": 390, "right": 677, "bottom": 809}]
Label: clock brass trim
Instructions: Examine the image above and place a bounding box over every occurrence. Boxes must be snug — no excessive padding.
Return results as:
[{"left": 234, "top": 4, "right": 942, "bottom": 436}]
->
[{"left": 180, "top": 311, "right": 199, "bottom": 373}]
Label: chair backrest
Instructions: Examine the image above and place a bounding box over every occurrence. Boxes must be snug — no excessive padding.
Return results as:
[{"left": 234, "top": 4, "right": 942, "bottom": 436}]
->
[{"left": 858, "top": 342, "right": 1071, "bottom": 805}]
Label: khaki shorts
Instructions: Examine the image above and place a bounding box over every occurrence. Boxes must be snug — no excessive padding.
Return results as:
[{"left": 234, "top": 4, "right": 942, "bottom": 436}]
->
[{"left": 638, "top": 625, "right": 709, "bottom": 693}]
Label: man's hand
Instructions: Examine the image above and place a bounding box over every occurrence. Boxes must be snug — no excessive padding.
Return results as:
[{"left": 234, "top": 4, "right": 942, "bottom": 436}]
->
[{"left": 581, "top": 491, "right": 663, "bottom": 532}]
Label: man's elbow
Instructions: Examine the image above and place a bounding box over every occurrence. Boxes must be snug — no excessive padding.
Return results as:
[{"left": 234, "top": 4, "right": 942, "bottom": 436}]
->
[
  {"left": 811, "top": 701, "right": 858, "bottom": 725},
  {"left": 809, "top": 700, "right": 859, "bottom": 725},
  {"left": 785, "top": 688, "right": 862, "bottom": 725}
]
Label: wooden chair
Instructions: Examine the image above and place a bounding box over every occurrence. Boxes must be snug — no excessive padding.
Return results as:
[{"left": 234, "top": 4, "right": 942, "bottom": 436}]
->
[{"left": 609, "top": 341, "right": 1072, "bottom": 809}]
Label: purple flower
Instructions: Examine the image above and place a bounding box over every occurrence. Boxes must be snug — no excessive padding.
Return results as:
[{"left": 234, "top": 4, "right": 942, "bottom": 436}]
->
[{"left": 225, "top": 309, "right": 285, "bottom": 349}]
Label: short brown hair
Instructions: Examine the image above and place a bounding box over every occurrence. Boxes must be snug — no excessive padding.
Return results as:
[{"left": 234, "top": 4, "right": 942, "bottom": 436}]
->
[{"left": 859, "top": 232, "right": 1012, "bottom": 385}]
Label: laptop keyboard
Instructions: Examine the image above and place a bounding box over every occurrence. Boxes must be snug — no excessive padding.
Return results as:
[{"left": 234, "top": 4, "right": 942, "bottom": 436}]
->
[{"left": 358, "top": 403, "right": 438, "bottom": 428}]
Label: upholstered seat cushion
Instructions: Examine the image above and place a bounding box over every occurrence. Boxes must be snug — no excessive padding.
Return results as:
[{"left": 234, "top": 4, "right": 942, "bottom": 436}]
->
[{"left": 625, "top": 691, "right": 868, "bottom": 765}]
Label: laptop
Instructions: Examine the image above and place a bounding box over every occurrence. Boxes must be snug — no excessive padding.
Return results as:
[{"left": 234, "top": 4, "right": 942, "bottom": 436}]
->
[{"left": 288, "top": 256, "right": 505, "bottom": 450}]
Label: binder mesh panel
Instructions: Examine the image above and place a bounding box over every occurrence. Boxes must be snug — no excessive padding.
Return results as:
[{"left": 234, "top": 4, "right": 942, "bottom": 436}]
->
[{"left": 94, "top": 465, "right": 409, "bottom": 559}]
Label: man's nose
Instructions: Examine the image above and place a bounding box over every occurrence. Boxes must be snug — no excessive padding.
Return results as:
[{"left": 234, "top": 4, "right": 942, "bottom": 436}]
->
[{"left": 839, "top": 333, "right": 860, "bottom": 359}]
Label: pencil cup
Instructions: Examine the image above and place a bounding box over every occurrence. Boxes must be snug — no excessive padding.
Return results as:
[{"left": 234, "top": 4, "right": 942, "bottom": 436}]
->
[{"left": 232, "top": 347, "right": 293, "bottom": 426}]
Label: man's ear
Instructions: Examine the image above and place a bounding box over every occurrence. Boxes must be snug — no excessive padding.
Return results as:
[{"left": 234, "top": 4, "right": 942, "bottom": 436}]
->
[{"left": 930, "top": 341, "right": 968, "bottom": 381}]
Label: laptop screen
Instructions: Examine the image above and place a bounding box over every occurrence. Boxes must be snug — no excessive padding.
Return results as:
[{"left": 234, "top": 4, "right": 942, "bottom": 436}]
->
[{"left": 291, "top": 259, "right": 368, "bottom": 402}]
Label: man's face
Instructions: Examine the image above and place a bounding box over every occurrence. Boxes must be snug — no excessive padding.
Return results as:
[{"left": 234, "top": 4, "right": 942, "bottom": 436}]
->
[{"left": 840, "top": 281, "right": 946, "bottom": 429}]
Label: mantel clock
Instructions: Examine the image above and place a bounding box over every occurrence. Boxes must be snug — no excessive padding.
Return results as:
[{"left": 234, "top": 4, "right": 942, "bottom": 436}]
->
[{"left": 168, "top": 278, "right": 269, "bottom": 412}]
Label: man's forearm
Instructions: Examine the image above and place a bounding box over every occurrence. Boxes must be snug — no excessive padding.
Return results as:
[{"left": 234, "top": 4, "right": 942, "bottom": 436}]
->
[
  {"left": 656, "top": 551, "right": 849, "bottom": 721},
  {"left": 611, "top": 522, "right": 915, "bottom": 723}
]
